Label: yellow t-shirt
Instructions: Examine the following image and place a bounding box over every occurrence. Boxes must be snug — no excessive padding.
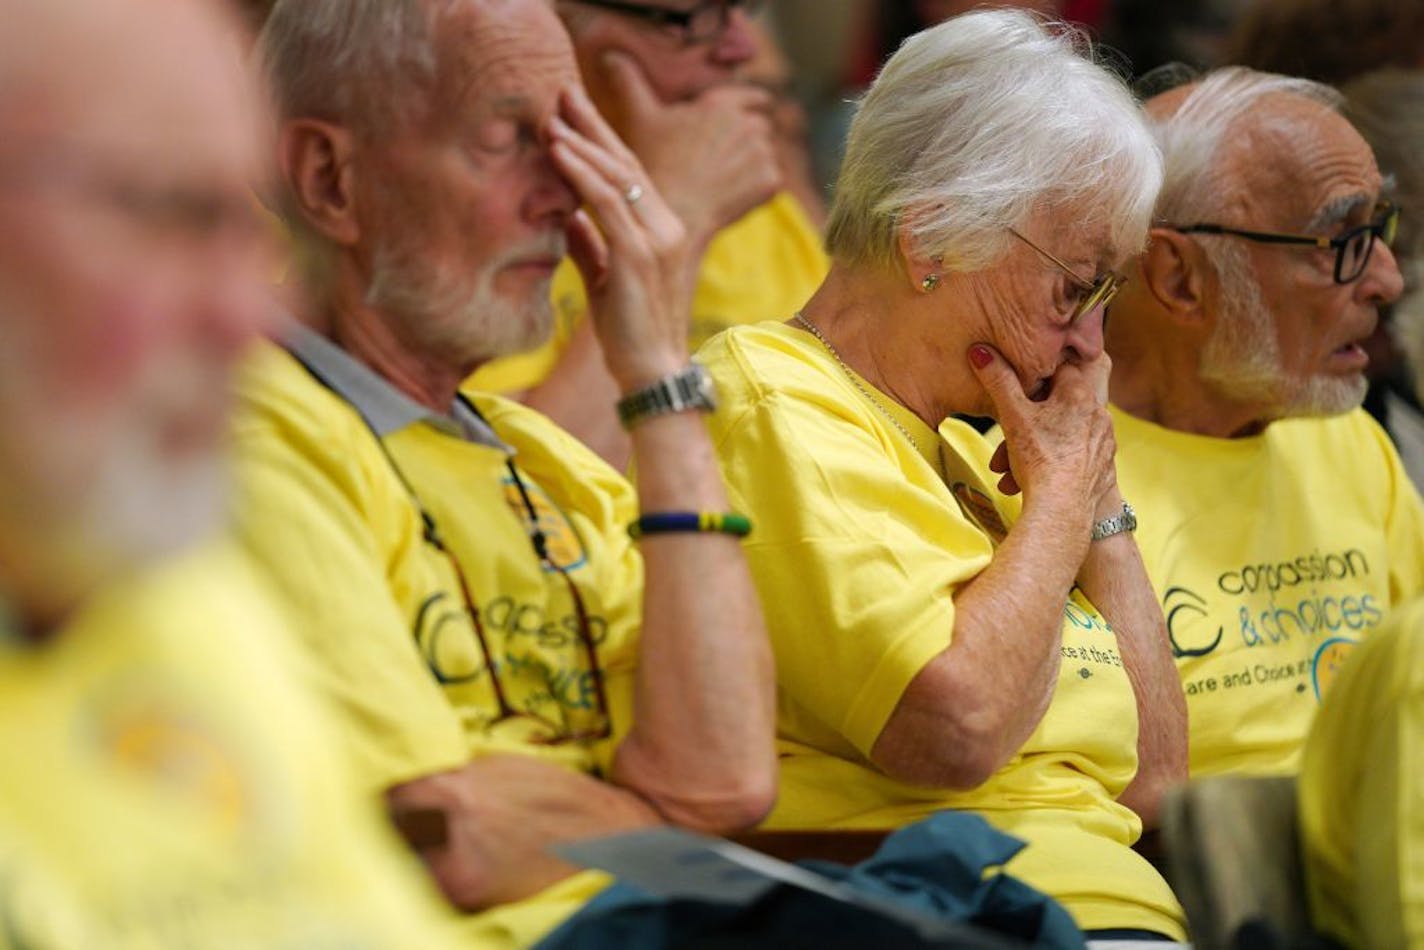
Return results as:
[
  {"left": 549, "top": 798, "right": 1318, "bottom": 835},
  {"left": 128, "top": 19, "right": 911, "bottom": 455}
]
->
[
  {"left": 1299, "top": 595, "right": 1424, "bottom": 948},
  {"left": 1111, "top": 405, "right": 1424, "bottom": 777},
  {"left": 470, "top": 191, "right": 828, "bottom": 394},
  {"left": 0, "top": 544, "right": 459, "bottom": 948},
  {"left": 698, "top": 322, "right": 1186, "bottom": 939},
  {"left": 233, "top": 337, "right": 644, "bottom": 946}
]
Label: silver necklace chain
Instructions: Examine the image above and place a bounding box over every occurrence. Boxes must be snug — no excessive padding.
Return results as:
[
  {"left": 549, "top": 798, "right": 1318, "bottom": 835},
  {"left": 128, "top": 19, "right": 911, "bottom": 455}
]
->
[{"left": 792, "top": 311, "right": 928, "bottom": 456}]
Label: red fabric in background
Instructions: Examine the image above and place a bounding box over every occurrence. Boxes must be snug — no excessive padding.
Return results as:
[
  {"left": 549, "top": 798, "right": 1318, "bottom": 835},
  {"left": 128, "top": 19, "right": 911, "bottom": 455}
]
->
[{"left": 1063, "top": 0, "right": 1107, "bottom": 28}]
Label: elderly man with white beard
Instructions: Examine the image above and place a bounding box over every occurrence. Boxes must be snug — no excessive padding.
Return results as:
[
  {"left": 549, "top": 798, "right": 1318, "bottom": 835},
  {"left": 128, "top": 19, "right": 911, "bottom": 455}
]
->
[
  {"left": 235, "top": 0, "right": 776, "bottom": 945},
  {"left": 1105, "top": 65, "right": 1424, "bottom": 784}
]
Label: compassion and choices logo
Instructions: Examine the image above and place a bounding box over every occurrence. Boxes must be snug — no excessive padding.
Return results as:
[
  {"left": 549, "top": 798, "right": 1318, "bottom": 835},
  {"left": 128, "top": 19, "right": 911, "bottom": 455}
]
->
[
  {"left": 89, "top": 689, "right": 255, "bottom": 839},
  {"left": 1161, "top": 547, "right": 1383, "bottom": 661}
]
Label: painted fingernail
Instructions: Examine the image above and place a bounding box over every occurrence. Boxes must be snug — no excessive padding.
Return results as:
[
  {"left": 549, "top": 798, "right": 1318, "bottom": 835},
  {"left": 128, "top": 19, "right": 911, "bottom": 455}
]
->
[{"left": 969, "top": 345, "right": 993, "bottom": 368}]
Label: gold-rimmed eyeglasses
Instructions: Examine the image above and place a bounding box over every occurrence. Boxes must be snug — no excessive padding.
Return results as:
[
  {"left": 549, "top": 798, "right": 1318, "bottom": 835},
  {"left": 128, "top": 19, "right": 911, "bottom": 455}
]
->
[{"left": 1009, "top": 228, "right": 1125, "bottom": 321}]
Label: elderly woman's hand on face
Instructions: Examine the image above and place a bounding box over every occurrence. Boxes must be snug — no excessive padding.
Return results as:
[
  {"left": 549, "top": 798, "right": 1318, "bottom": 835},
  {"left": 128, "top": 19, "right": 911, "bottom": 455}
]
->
[{"left": 969, "top": 342, "right": 1119, "bottom": 532}]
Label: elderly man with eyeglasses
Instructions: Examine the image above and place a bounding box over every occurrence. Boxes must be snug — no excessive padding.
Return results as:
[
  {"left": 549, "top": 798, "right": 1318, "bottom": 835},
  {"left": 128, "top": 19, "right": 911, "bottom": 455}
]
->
[
  {"left": 467, "top": 0, "right": 828, "bottom": 467},
  {"left": 1105, "top": 66, "right": 1424, "bottom": 783},
  {"left": 237, "top": 0, "right": 776, "bottom": 945}
]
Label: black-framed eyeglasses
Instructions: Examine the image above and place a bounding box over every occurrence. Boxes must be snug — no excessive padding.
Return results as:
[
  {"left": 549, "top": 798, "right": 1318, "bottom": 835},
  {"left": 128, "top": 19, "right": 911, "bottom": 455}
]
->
[
  {"left": 1009, "top": 228, "right": 1126, "bottom": 322},
  {"left": 1164, "top": 201, "right": 1400, "bottom": 285},
  {"left": 570, "top": 0, "right": 764, "bottom": 45}
]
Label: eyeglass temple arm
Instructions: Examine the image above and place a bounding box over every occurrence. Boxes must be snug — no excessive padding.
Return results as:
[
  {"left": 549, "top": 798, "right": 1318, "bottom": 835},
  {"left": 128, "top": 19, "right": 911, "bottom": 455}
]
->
[{"left": 1169, "top": 223, "right": 1332, "bottom": 248}]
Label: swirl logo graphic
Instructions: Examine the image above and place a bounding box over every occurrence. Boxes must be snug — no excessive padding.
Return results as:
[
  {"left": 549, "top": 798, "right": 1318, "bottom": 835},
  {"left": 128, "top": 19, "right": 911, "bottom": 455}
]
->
[{"left": 1163, "top": 586, "right": 1224, "bottom": 658}]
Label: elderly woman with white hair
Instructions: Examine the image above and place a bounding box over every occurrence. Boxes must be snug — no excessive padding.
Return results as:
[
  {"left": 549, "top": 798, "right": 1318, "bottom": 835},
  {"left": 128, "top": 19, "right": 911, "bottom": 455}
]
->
[{"left": 698, "top": 9, "right": 1188, "bottom": 941}]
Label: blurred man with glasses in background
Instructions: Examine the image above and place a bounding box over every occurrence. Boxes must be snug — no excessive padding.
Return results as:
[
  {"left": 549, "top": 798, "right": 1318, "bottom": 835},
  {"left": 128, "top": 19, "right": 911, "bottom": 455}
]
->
[
  {"left": 238, "top": 0, "right": 776, "bottom": 945},
  {"left": 469, "top": 0, "right": 828, "bottom": 467},
  {"left": 0, "top": 0, "right": 463, "bottom": 943},
  {"left": 1105, "top": 66, "right": 1424, "bottom": 786}
]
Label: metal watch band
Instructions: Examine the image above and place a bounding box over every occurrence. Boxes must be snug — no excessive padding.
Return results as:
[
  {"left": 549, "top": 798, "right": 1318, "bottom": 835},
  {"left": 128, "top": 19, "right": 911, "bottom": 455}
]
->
[
  {"left": 1090, "top": 502, "right": 1137, "bottom": 542},
  {"left": 616, "top": 362, "right": 717, "bottom": 429}
]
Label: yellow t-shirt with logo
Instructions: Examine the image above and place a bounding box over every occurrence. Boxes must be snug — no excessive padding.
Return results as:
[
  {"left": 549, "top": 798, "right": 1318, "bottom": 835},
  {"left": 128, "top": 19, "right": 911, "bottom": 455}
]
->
[
  {"left": 1299, "top": 594, "right": 1424, "bottom": 948},
  {"left": 698, "top": 322, "right": 1186, "bottom": 939},
  {"left": 470, "top": 191, "right": 828, "bottom": 394},
  {"left": 1111, "top": 405, "right": 1424, "bottom": 777},
  {"left": 0, "top": 544, "right": 460, "bottom": 948},
  {"left": 233, "top": 340, "right": 646, "bottom": 946}
]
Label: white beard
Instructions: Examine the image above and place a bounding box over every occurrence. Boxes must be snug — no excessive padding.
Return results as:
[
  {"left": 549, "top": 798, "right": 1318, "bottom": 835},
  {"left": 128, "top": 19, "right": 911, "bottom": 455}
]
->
[
  {"left": 1199, "top": 241, "right": 1366, "bottom": 420},
  {"left": 0, "top": 327, "right": 227, "bottom": 604},
  {"left": 365, "top": 233, "right": 563, "bottom": 367}
]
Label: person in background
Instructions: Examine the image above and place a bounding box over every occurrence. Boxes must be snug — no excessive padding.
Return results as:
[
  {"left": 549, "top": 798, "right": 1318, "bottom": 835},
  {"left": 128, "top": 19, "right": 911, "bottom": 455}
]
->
[
  {"left": 1228, "top": 0, "right": 1424, "bottom": 88},
  {"left": 0, "top": 0, "right": 459, "bottom": 944},
  {"left": 1105, "top": 66, "right": 1424, "bottom": 781},
  {"left": 699, "top": 9, "right": 1188, "bottom": 940},
  {"left": 468, "top": 0, "right": 829, "bottom": 467},
  {"left": 1339, "top": 67, "right": 1424, "bottom": 491},
  {"left": 240, "top": 0, "right": 776, "bottom": 945}
]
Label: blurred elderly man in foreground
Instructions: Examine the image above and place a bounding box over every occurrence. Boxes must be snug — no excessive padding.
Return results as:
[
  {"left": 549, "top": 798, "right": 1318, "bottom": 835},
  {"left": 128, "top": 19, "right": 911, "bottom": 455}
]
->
[
  {"left": 469, "top": 0, "right": 829, "bottom": 466},
  {"left": 1106, "top": 66, "right": 1424, "bottom": 780},
  {"left": 0, "top": 0, "right": 457, "bottom": 944},
  {"left": 239, "top": 0, "right": 775, "bottom": 944}
]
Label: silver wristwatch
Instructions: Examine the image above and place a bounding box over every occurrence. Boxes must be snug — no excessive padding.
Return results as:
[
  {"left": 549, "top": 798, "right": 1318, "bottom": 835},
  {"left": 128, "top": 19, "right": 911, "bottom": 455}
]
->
[
  {"left": 1090, "top": 502, "right": 1137, "bottom": 542},
  {"left": 616, "top": 362, "right": 718, "bottom": 429}
]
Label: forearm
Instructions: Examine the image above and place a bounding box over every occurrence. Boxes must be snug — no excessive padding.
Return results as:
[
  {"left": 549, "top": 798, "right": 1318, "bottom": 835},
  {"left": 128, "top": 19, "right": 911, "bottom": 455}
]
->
[
  {"left": 386, "top": 757, "right": 661, "bottom": 910},
  {"left": 872, "top": 497, "right": 1087, "bottom": 788},
  {"left": 1076, "top": 492, "right": 1188, "bottom": 828},
  {"left": 612, "top": 410, "right": 777, "bottom": 831},
  {"left": 548, "top": 88, "right": 775, "bottom": 829},
  {"left": 521, "top": 320, "right": 631, "bottom": 469}
]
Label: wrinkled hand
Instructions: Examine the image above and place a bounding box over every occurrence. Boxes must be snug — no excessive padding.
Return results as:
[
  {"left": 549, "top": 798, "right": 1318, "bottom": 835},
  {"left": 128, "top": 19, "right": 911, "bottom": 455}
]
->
[
  {"left": 386, "top": 755, "right": 660, "bottom": 910},
  {"left": 968, "top": 343, "right": 1118, "bottom": 526},
  {"left": 601, "top": 51, "right": 781, "bottom": 249},
  {"left": 548, "top": 84, "right": 693, "bottom": 392}
]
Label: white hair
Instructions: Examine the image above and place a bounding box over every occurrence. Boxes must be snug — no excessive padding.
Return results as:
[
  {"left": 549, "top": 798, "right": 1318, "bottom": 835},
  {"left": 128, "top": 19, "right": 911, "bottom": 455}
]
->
[
  {"left": 1150, "top": 66, "right": 1342, "bottom": 226},
  {"left": 825, "top": 9, "right": 1162, "bottom": 274},
  {"left": 258, "top": 0, "right": 442, "bottom": 134}
]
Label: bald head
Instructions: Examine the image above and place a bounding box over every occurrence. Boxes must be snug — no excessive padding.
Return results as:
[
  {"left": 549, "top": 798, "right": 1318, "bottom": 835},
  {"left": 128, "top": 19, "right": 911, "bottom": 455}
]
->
[{"left": 0, "top": 0, "right": 272, "bottom": 627}]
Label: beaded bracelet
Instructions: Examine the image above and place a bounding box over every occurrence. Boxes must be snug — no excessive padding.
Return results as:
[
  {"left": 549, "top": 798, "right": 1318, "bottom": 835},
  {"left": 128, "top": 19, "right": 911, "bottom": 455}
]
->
[{"left": 627, "top": 511, "right": 753, "bottom": 540}]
